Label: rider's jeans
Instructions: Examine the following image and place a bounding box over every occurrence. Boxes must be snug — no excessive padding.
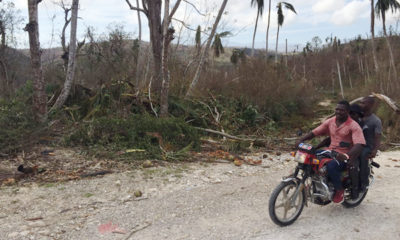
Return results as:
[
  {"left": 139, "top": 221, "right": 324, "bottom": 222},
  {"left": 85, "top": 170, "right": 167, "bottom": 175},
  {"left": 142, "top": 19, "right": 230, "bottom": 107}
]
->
[
  {"left": 359, "top": 147, "right": 372, "bottom": 188},
  {"left": 327, "top": 159, "right": 346, "bottom": 190}
]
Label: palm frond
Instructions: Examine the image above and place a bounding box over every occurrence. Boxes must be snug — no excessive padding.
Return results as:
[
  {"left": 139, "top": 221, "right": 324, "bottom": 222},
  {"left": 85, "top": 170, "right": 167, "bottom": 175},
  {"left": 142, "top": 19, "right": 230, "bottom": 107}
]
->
[
  {"left": 375, "top": 0, "right": 400, "bottom": 16},
  {"left": 282, "top": 2, "right": 297, "bottom": 14},
  {"left": 251, "top": 0, "right": 265, "bottom": 15},
  {"left": 218, "top": 31, "right": 232, "bottom": 38},
  {"left": 277, "top": 3, "right": 284, "bottom": 26}
]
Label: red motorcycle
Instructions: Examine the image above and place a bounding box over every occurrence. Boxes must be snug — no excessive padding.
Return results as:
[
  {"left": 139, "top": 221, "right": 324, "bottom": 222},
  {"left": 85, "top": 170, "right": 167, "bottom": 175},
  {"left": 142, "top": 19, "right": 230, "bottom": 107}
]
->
[{"left": 268, "top": 143, "right": 380, "bottom": 226}]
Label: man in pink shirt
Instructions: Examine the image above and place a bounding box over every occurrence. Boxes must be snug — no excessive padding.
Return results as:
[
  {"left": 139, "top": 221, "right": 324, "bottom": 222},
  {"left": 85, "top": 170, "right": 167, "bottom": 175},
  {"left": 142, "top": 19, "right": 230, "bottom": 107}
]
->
[{"left": 296, "top": 100, "right": 365, "bottom": 203}]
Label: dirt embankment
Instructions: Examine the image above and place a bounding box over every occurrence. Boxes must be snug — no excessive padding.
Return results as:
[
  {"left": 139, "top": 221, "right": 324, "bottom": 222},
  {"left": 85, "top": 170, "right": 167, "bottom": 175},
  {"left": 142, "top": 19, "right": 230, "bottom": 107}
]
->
[{"left": 1, "top": 151, "right": 400, "bottom": 240}]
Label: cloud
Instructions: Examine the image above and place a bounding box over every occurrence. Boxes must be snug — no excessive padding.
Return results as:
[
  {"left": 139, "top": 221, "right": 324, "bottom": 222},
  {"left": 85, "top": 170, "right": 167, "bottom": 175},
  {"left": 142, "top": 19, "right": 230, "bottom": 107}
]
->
[
  {"left": 330, "top": 0, "right": 369, "bottom": 26},
  {"left": 312, "top": 0, "right": 346, "bottom": 13}
]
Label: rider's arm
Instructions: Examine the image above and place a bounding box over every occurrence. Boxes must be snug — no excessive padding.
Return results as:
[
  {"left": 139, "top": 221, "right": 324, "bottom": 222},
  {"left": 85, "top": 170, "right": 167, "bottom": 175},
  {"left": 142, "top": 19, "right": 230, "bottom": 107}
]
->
[
  {"left": 295, "top": 132, "right": 315, "bottom": 147},
  {"left": 370, "top": 117, "right": 383, "bottom": 158},
  {"left": 347, "top": 144, "right": 364, "bottom": 161},
  {"left": 315, "top": 137, "right": 331, "bottom": 149},
  {"left": 370, "top": 133, "right": 381, "bottom": 158}
]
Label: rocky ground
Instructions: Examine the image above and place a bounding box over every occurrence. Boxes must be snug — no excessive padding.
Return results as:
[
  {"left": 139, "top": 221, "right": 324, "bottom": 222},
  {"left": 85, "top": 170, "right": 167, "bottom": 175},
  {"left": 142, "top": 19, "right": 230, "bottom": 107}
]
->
[{"left": 1, "top": 150, "right": 400, "bottom": 240}]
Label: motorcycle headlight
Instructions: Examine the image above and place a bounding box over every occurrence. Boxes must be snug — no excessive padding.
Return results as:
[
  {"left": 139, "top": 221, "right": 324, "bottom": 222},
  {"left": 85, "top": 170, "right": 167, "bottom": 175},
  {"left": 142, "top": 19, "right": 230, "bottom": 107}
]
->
[{"left": 294, "top": 152, "right": 306, "bottom": 163}]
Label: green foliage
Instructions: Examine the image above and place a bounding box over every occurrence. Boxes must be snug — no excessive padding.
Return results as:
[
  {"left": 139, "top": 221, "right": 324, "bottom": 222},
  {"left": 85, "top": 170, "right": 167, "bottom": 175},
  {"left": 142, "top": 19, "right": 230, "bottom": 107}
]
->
[
  {"left": 64, "top": 114, "right": 200, "bottom": 160},
  {"left": 0, "top": 91, "right": 37, "bottom": 153},
  {"left": 241, "top": 105, "right": 258, "bottom": 126}
]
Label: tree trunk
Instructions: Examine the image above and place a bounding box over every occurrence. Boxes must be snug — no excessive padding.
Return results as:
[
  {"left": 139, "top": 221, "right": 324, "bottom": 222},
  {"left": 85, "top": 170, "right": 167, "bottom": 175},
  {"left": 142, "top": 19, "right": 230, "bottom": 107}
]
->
[
  {"left": 275, "top": 25, "right": 280, "bottom": 63},
  {"left": 266, "top": 0, "right": 271, "bottom": 57},
  {"left": 0, "top": 21, "right": 10, "bottom": 98},
  {"left": 147, "top": 0, "right": 163, "bottom": 95},
  {"left": 134, "top": 0, "right": 142, "bottom": 88},
  {"left": 185, "top": 0, "right": 229, "bottom": 98},
  {"left": 370, "top": 0, "right": 379, "bottom": 72},
  {"left": 159, "top": 0, "right": 181, "bottom": 117},
  {"left": 380, "top": 9, "right": 397, "bottom": 84},
  {"left": 285, "top": 38, "right": 288, "bottom": 67},
  {"left": 251, "top": 11, "right": 259, "bottom": 57},
  {"left": 51, "top": 0, "right": 79, "bottom": 111},
  {"left": 336, "top": 60, "right": 344, "bottom": 99},
  {"left": 159, "top": 0, "right": 171, "bottom": 117},
  {"left": 382, "top": 9, "right": 387, "bottom": 36},
  {"left": 26, "top": 0, "right": 47, "bottom": 122}
]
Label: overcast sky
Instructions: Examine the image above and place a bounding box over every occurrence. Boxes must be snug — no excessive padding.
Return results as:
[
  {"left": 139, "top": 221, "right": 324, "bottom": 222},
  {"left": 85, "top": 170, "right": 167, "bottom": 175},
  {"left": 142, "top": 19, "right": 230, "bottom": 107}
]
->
[{"left": 11, "top": 0, "right": 400, "bottom": 51}]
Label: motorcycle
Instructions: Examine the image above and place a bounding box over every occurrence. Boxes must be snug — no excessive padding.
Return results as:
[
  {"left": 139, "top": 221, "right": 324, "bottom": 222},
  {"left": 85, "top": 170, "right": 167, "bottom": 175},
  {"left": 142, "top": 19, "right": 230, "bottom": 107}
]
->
[{"left": 268, "top": 143, "right": 380, "bottom": 226}]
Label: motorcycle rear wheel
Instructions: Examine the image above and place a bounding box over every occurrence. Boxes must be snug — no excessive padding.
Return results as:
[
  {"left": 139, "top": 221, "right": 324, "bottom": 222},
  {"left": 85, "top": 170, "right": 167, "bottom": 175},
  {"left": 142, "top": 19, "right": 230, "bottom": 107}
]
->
[
  {"left": 269, "top": 180, "right": 305, "bottom": 226},
  {"left": 341, "top": 189, "right": 368, "bottom": 208}
]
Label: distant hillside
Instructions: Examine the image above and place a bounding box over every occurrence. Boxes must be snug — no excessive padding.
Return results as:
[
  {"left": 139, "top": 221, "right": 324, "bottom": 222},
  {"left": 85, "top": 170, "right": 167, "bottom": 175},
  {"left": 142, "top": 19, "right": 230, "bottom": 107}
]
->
[{"left": 2, "top": 47, "right": 31, "bottom": 90}]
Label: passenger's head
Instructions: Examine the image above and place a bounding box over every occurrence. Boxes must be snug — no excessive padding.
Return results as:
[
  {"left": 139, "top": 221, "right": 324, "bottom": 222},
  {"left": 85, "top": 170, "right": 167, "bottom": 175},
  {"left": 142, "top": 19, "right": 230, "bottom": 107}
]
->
[
  {"left": 359, "top": 96, "right": 375, "bottom": 113},
  {"left": 335, "top": 100, "right": 350, "bottom": 122},
  {"left": 349, "top": 104, "right": 363, "bottom": 121}
]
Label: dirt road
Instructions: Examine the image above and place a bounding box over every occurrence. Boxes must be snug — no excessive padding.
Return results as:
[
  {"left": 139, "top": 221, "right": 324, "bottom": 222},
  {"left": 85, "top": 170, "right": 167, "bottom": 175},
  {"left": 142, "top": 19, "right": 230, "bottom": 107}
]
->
[{"left": 1, "top": 151, "right": 400, "bottom": 240}]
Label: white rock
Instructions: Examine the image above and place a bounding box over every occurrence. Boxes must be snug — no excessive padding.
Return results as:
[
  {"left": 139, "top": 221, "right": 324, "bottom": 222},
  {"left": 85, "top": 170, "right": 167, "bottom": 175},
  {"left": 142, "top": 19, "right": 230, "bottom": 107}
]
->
[
  {"left": 211, "top": 178, "right": 222, "bottom": 184},
  {"left": 8, "top": 232, "right": 19, "bottom": 238},
  {"left": 20, "top": 231, "right": 30, "bottom": 236}
]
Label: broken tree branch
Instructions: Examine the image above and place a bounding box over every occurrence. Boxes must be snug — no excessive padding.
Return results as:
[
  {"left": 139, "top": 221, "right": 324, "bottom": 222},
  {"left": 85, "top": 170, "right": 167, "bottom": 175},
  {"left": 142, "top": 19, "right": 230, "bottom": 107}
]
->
[
  {"left": 124, "top": 222, "right": 152, "bottom": 240},
  {"left": 182, "top": 0, "right": 206, "bottom": 16},
  {"left": 125, "top": 0, "right": 148, "bottom": 16},
  {"left": 195, "top": 127, "right": 269, "bottom": 142}
]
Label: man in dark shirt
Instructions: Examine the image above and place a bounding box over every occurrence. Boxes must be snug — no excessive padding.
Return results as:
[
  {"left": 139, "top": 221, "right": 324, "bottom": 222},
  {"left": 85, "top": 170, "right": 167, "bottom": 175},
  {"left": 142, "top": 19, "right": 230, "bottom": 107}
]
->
[{"left": 359, "top": 96, "right": 382, "bottom": 190}]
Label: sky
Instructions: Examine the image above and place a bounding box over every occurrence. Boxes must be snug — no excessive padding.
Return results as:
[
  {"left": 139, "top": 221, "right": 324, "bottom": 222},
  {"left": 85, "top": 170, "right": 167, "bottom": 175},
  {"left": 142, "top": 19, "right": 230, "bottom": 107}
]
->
[{"left": 8, "top": 0, "right": 400, "bottom": 51}]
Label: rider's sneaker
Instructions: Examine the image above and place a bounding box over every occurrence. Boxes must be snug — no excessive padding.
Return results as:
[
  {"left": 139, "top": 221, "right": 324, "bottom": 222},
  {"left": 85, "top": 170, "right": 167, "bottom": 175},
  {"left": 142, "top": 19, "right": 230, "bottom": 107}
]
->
[{"left": 333, "top": 189, "right": 344, "bottom": 203}]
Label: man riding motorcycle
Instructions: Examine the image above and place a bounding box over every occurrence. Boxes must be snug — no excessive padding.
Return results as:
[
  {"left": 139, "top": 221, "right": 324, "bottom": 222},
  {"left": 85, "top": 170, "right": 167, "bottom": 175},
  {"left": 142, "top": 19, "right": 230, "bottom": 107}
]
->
[{"left": 296, "top": 100, "right": 365, "bottom": 203}]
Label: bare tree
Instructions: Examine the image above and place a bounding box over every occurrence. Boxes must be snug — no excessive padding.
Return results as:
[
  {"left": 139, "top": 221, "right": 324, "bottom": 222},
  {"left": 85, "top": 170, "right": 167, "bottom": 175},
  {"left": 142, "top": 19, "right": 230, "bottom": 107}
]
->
[
  {"left": 58, "top": 0, "right": 71, "bottom": 70},
  {"left": 186, "top": 0, "right": 229, "bottom": 97},
  {"left": 51, "top": 0, "right": 79, "bottom": 111},
  {"left": 0, "top": 0, "right": 23, "bottom": 98},
  {"left": 125, "top": 0, "right": 181, "bottom": 96},
  {"left": 25, "top": 0, "right": 47, "bottom": 122},
  {"left": 160, "top": 0, "right": 181, "bottom": 117},
  {"left": 125, "top": 0, "right": 142, "bottom": 88}
]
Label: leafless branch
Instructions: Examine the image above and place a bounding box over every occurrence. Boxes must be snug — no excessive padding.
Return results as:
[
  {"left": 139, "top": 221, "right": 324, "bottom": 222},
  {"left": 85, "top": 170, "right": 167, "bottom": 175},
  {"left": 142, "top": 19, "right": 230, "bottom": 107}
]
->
[
  {"left": 141, "top": 0, "right": 148, "bottom": 13},
  {"left": 169, "top": 0, "right": 182, "bottom": 21},
  {"left": 148, "top": 77, "right": 158, "bottom": 118},
  {"left": 125, "top": 0, "right": 148, "bottom": 16},
  {"left": 171, "top": 17, "right": 209, "bottom": 35},
  {"left": 182, "top": 0, "right": 206, "bottom": 16}
]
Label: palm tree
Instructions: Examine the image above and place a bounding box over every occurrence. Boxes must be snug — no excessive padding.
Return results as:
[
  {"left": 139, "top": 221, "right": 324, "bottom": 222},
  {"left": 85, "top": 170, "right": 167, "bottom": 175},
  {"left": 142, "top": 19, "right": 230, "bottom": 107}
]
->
[
  {"left": 266, "top": 0, "right": 272, "bottom": 57},
  {"left": 250, "top": 0, "right": 264, "bottom": 57},
  {"left": 375, "top": 0, "right": 400, "bottom": 81},
  {"left": 212, "top": 31, "right": 231, "bottom": 57},
  {"left": 370, "top": 0, "right": 379, "bottom": 72},
  {"left": 275, "top": 2, "right": 296, "bottom": 63},
  {"left": 375, "top": 0, "right": 400, "bottom": 36}
]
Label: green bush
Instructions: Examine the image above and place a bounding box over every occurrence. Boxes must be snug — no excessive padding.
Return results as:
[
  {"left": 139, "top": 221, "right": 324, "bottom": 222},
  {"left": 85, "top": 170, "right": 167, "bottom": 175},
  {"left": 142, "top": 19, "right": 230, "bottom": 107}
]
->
[
  {"left": 64, "top": 114, "right": 200, "bottom": 160},
  {"left": 0, "top": 98, "right": 37, "bottom": 153}
]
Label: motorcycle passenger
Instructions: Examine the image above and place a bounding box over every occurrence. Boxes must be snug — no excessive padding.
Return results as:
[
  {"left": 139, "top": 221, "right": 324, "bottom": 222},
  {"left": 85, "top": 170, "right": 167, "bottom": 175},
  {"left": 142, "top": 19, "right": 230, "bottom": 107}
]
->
[
  {"left": 359, "top": 96, "right": 382, "bottom": 191},
  {"left": 348, "top": 103, "right": 364, "bottom": 199},
  {"left": 296, "top": 100, "right": 365, "bottom": 203}
]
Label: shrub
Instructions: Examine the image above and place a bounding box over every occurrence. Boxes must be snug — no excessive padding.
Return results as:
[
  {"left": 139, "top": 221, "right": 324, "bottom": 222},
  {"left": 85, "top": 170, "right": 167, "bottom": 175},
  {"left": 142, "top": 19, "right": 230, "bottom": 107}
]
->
[{"left": 64, "top": 114, "right": 200, "bottom": 160}]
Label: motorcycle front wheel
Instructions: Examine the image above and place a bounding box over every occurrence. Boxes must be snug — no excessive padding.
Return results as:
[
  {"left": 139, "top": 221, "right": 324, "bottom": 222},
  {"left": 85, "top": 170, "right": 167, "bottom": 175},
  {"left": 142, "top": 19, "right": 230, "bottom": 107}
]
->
[{"left": 268, "top": 180, "right": 305, "bottom": 226}]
